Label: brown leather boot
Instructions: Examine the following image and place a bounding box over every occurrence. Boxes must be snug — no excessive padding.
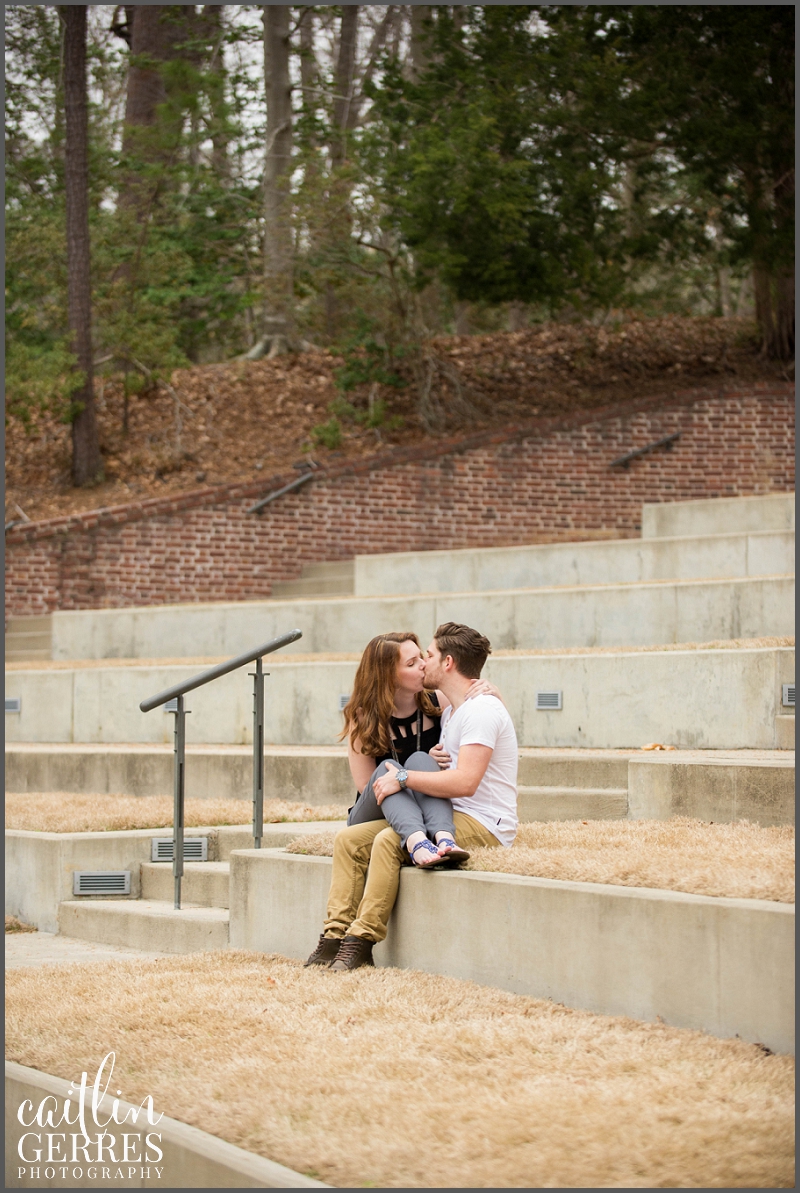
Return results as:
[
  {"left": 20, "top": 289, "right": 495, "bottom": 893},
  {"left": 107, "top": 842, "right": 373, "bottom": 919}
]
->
[
  {"left": 304, "top": 933, "right": 342, "bottom": 967},
  {"left": 328, "top": 934, "right": 375, "bottom": 972}
]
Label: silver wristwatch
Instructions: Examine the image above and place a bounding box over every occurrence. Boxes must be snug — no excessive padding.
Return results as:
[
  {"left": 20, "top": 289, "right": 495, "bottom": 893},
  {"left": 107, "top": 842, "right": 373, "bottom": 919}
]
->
[{"left": 395, "top": 768, "right": 409, "bottom": 790}]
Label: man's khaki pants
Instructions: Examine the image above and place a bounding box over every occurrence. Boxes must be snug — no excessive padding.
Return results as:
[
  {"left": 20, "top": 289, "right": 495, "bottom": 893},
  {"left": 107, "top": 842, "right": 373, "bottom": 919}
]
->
[{"left": 324, "top": 811, "right": 501, "bottom": 943}]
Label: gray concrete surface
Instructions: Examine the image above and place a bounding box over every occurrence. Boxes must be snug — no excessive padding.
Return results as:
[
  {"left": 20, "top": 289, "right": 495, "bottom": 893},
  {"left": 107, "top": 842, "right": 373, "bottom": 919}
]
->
[
  {"left": 5, "top": 823, "right": 341, "bottom": 933},
  {"left": 775, "top": 715, "right": 795, "bottom": 750},
  {"left": 5, "top": 930, "right": 168, "bottom": 968},
  {"left": 3, "top": 742, "right": 638, "bottom": 800},
  {"left": 48, "top": 574, "right": 794, "bottom": 660},
  {"left": 628, "top": 754, "right": 796, "bottom": 824},
  {"left": 354, "top": 529, "right": 793, "bottom": 596},
  {"left": 6, "top": 1063, "right": 330, "bottom": 1188},
  {"left": 5, "top": 646, "right": 795, "bottom": 749},
  {"left": 58, "top": 899, "right": 230, "bottom": 954},
  {"left": 229, "top": 849, "right": 795, "bottom": 1055},
  {"left": 4, "top": 742, "right": 353, "bottom": 803},
  {"left": 517, "top": 786, "right": 628, "bottom": 820},
  {"left": 140, "top": 861, "right": 230, "bottom": 907},
  {"left": 642, "top": 493, "right": 795, "bottom": 539}
]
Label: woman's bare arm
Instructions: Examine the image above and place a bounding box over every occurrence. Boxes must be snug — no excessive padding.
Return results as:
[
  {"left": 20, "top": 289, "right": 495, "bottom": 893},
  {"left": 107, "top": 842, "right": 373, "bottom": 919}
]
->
[{"left": 347, "top": 732, "right": 378, "bottom": 793}]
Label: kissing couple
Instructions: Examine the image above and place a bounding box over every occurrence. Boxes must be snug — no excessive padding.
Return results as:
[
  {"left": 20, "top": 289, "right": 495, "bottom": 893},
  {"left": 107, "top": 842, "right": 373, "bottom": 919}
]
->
[{"left": 305, "top": 622, "right": 519, "bottom": 971}]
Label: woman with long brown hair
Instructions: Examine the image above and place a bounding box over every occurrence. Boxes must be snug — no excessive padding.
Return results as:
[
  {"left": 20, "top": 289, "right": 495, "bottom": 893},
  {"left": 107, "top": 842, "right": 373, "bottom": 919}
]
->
[{"left": 341, "top": 631, "right": 497, "bottom": 867}]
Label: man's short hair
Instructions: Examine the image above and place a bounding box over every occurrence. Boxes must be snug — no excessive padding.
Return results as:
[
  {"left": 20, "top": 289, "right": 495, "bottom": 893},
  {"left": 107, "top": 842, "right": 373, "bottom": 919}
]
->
[{"left": 433, "top": 622, "right": 492, "bottom": 680}]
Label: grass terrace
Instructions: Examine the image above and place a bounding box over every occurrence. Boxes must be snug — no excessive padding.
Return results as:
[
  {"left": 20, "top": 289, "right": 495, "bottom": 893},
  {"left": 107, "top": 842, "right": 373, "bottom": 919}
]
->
[
  {"left": 287, "top": 818, "right": 795, "bottom": 903},
  {"left": 5, "top": 951, "right": 794, "bottom": 1188},
  {"left": 5, "top": 793, "right": 346, "bottom": 835}
]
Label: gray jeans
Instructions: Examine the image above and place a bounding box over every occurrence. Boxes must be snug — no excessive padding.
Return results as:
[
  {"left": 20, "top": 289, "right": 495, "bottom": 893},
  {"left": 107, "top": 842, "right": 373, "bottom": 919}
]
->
[{"left": 347, "top": 751, "right": 455, "bottom": 847}]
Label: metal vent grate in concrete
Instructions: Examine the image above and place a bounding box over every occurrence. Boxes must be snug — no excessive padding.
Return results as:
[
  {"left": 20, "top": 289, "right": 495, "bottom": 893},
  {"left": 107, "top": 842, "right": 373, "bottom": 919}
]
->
[
  {"left": 338, "top": 694, "right": 350, "bottom": 711},
  {"left": 151, "top": 837, "right": 209, "bottom": 862},
  {"left": 782, "top": 684, "right": 795, "bottom": 708},
  {"left": 5, "top": 697, "right": 21, "bottom": 714},
  {"left": 536, "top": 690, "right": 563, "bottom": 711},
  {"left": 73, "top": 871, "right": 131, "bottom": 896}
]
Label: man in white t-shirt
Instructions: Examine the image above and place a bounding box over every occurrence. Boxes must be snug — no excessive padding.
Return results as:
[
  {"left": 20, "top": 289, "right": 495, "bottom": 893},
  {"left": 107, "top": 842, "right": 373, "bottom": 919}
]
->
[{"left": 307, "top": 622, "right": 518, "bottom": 972}]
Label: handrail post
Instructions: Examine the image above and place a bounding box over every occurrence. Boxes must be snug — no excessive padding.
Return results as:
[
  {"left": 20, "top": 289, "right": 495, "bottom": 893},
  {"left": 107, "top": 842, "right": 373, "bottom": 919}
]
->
[
  {"left": 252, "top": 658, "right": 265, "bottom": 849},
  {"left": 172, "top": 695, "right": 186, "bottom": 909}
]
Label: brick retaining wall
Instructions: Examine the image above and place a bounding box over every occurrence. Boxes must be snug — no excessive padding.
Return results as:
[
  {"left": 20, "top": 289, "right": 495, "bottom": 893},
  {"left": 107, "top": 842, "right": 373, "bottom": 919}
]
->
[{"left": 5, "top": 384, "right": 794, "bottom": 616}]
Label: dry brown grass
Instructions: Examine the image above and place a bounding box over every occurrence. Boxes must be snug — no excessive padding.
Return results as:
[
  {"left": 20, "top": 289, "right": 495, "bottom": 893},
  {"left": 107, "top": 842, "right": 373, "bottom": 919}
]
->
[
  {"left": 4, "top": 792, "right": 346, "bottom": 834},
  {"left": 6, "top": 316, "right": 782, "bottom": 526},
  {"left": 6, "top": 952, "right": 794, "bottom": 1188},
  {"left": 286, "top": 818, "right": 795, "bottom": 903},
  {"left": 5, "top": 915, "right": 36, "bottom": 934}
]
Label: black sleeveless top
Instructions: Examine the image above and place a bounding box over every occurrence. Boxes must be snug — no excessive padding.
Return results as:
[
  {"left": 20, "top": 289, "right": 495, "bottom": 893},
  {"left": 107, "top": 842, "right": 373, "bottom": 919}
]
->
[{"left": 375, "top": 693, "right": 442, "bottom": 768}]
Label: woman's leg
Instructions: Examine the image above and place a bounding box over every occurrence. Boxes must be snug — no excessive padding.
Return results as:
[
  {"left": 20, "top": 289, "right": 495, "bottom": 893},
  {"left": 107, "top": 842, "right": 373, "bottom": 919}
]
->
[
  {"left": 347, "top": 762, "right": 432, "bottom": 843},
  {"left": 394, "top": 750, "right": 456, "bottom": 840}
]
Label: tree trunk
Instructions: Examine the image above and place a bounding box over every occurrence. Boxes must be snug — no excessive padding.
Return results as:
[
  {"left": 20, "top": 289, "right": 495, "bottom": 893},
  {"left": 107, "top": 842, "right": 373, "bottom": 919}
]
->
[
  {"left": 754, "top": 263, "right": 795, "bottom": 360},
  {"left": 61, "top": 6, "right": 101, "bottom": 486},
  {"left": 201, "top": 5, "right": 228, "bottom": 178},
  {"left": 349, "top": 7, "right": 394, "bottom": 130},
  {"left": 409, "top": 5, "right": 432, "bottom": 77},
  {"left": 263, "top": 4, "right": 293, "bottom": 343},
  {"left": 773, "top": 268, "right": 795, "bottom": 360},
  {"left": 717, "top": 266, "right": 732, "bottom": 317},
  {"left": 299, "top": 6, "right": 317, "bottom": 102},
  {"left": 119, "top": 5, "right": 194, "bottom": 213},
  {"left": 331, "top": 5, "right": 358, "bottom": 166}
]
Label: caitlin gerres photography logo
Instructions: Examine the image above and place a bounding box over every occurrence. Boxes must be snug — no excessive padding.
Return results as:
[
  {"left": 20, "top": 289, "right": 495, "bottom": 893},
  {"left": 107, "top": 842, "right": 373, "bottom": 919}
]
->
[{"left": 16, "top": 1053, "right": 165, "bottom": 1183}]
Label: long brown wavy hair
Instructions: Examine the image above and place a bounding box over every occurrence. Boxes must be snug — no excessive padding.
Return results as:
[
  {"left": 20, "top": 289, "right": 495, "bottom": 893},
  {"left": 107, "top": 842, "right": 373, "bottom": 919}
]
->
[{"left": 340, "top": 632, "right": 439, "bottom": 759}]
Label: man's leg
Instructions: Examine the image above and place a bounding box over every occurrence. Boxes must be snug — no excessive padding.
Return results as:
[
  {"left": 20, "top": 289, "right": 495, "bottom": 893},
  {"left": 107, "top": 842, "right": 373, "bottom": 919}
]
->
[
  {"left": 322, "top": 820, "right": 385, "bottom": 938},
  {"left": 342, "top": 825, "right": 406, "bottom": 944},
  {"left": 451, "top": 810, "right": 504, "bottom": 850}
]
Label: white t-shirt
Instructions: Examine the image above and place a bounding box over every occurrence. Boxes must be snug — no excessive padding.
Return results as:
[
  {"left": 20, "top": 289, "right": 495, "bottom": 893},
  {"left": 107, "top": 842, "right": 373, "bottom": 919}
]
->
[{"left": 440, "top": 694, "right": 519, "bottom": 847}]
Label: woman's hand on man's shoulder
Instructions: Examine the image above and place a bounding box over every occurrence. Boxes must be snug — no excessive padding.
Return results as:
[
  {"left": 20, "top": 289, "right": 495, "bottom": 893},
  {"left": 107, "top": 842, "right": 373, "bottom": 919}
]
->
[{"left": 465, "top": 679, "right": 504, "bottom": 705}]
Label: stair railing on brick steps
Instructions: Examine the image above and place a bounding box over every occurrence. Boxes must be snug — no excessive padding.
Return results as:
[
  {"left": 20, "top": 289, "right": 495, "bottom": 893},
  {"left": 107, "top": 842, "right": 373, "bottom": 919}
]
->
[{"left": 140, "top": 629, "right": 302, "bottom": 909}]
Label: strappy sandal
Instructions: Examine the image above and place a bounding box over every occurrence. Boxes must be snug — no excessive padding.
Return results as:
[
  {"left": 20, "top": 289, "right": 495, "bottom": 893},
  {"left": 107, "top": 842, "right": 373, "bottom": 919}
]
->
[
  {"left": 436, "top": 834, "right": 470, "bottom": 865},
  {"left": 408, "top": 838, "right": 446, "bottom": 868}
]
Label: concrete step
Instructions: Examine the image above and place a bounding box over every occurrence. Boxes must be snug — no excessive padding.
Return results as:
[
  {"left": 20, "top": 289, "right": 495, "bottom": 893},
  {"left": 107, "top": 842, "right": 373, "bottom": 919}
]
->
[
  {"left": 271, "top": 577, "right": 355, "bottom": 598},
  {"left": 48, "top": 573, "right": 794, "bottom": 660},
  {"left": 518, "top": 786, "right": 628, "bottom": 821},
  {"left": 7, "top": 821, "right": 347, "bottom": 933},
  {"left": 517, "top": 750, "right": 632, "bottom": 789},
  {"left": 5, "top": 615, "right": 52, "bottom": 663},
  {"left": 7, "top": 644, "right": 793, "bottom": 749},
  {"left": 6, "top": 744, "right": 794, "bottom": 824},
  {"left": 58, "top": 898, "right": 229, "bottom": 953},
  {"left": 214, "top": 821, "right": 344, "bottom": 860},
  {"left": 301, "top": 560, "right": 355, "bottom": 580},
  {"left": 229, "top": 849, "right": 794, "bottom": 1055},
  {"left": 6, "top": 632, "right": 52, "bottom": 650},
  {"left": 141, "top": 861, "right": 230, "bottom": 907},
  {"left": 776, "top": 715, "right": 795, "bottom": 750},
  {"left": 6, "top": 616, "right": 53, "bottom": 634},
  {"left": 271, "top": 559, "right": 355, "bottom": 599},
  {"left": 642, "top": 493, "right": 795, "bottom": 539},
  {"left": 5, "top": 648, "right": 51, "bottom": 663},
  {"left": 4, "top": 742, "right": 353, "bottom": 803},
  {"left": 354, "top": 529, "right": 793, "bottom": 597}
]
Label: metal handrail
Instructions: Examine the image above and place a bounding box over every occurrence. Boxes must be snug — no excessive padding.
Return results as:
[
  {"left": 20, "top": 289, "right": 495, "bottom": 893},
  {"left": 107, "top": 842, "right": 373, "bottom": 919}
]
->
[
  {"left": 611, "top": 431, "right": 681, "bottom": 469},
  {"left": 139, "top": 630, "right": 302, "bottom": 711},
  {"left": 139, "top": 629, "right": 302, "bottom": 909},
  {"left": 247, "top": 470, "right": 314, "bottom": 515}
]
